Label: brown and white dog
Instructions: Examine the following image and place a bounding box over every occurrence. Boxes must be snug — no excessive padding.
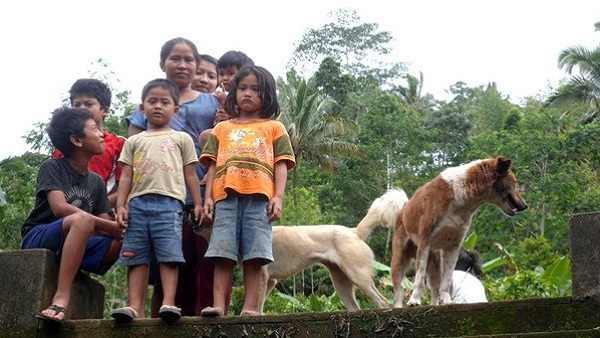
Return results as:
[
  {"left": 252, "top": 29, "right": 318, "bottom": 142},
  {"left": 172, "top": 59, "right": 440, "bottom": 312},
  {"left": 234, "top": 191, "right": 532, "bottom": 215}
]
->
[
  {"left": 257, "top": 189, "right": 409, "bottom": 313},
  {"left": 384, "top": 156, "right": 528, "bottom": 307}
]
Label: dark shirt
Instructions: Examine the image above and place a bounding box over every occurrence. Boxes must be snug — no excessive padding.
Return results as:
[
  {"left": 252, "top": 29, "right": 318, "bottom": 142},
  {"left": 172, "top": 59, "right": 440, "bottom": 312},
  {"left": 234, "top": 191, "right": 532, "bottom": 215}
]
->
[{"left": 21, "top": 158, "right": 110, "bottom": 237}]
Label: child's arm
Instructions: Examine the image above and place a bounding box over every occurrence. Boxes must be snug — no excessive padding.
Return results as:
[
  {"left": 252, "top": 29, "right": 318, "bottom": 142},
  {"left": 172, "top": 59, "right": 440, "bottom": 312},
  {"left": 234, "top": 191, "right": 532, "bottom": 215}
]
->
[
  {"left": 268, "top": 161, "right": 289, "bottom": 222},
  {"left": 47, "top": 190, "right": 89, "bottom": 217},
  {"left": 106, "top": 184, "right": 119, "bottom": 209},
  {"left": 183, "top": 163, "right": 203, "bottom": 224},
  {"left": 203, "top": 162, "right": 216, "bottom": 222},
  {"left": 115, "top": 165, "right": 133, "bottom": 228},
  {"left": 46, "top": 190, "right": 123, "bottom": 239}
]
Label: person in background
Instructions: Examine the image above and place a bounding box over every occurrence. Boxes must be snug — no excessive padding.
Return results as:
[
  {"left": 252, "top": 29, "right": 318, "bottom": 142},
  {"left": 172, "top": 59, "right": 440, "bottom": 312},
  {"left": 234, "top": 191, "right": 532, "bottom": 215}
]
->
[
  {"left": 111, "top": 78, "right": 202, "bottom": 322},
  {"left": 22, "top": 107, "right": 124, "bottom": 323},
  {"left": 191, "top": 54, "right": 219, "bottom": 94},
  {"left": 451, "top": 248, "right": 488, "bottom": 303},
  {"left": 200, "top": 66, "right": 296, "bottom": 317},
  {"left": 127, "top": 37, "right": 231, "bottom": 317},
  {"left": 52, "top": 79, "right": 125, "bottom": 208}
]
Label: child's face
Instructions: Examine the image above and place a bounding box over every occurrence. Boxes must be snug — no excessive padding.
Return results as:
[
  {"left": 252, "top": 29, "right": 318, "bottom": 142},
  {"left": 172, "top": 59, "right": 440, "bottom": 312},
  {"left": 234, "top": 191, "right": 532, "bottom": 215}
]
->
[
  {"left": 162, "top": 43, "right": 197, "bottom": 89},
  {"left": 79, "top": 118, "right": 105, "bottom": 155},
  {"left": 72, "top": 95, "right": 108, "bottom": 130},
  {"left": 218, "top": 65, "right": 240, "bottom": 92},
  {"left": 141, "top": 87, "right": 179, "bottom": 129},
  {"left": 236, "top": 73, "right": 262, "bottom": 116},
  {"left": 192, "top": 60, "right": 218, "bottom": 93}
]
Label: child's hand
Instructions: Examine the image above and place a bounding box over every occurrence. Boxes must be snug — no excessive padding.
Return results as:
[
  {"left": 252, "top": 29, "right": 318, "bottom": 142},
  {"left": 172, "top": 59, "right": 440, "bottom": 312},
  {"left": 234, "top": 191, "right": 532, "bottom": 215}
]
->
[
  {"left": 194, "top": 204, "right": 203, "bottom": 227},
  {"left": 268, "top": 196, "right": 283, "bottom": 222},
  {"left": 106, "top": 220, "right": 125, "bottom": 241},
  {"left": 203, "top": 198, "right": 215, "bottom": 222},
  {"left": 213, "top": 84, "right": 227, "bottom": 104},
  {"left": 116, "top": 206, "right": 129, "bottom": 228},
  {"left": 213, "top": 108, "right": 231, "bottom": 125}
]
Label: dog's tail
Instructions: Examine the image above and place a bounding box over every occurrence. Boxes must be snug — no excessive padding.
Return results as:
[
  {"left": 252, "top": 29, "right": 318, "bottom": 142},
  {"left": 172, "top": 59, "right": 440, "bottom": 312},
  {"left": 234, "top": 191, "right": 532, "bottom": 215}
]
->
[{"left": 354, "top": 188, "right": 409, "bottom": 241}]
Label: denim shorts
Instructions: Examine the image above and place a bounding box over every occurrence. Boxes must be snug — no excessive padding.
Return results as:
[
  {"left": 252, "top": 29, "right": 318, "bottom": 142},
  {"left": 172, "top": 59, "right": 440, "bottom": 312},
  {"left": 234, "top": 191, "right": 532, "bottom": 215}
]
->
[
  {"left": 21, "top": 217, "right": 114, "bottom": 275},
  {"left": 119, "top": 194, "right": 185, "bottom": 266},
  {"left": 205, "top": 192, "right": 273, "bottom": 265}
]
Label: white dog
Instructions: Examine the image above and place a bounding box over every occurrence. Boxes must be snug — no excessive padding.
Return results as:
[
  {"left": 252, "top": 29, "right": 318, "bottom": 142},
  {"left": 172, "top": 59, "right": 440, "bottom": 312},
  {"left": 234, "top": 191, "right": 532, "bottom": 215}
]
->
[{"left": 258, "top": 189, "right": 409, "bottom": 312}]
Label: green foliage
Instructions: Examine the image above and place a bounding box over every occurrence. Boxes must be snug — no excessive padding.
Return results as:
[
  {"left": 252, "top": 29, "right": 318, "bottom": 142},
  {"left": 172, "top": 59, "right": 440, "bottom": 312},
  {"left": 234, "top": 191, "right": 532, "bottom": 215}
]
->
[
  {"left": 0, "top": 153, "right": 47, "bottom": 250},
  {"left": 97, "top": 265, "right": 129, "bottom": 318},
  {"left": 280, "top": 187, "right": 324, "bottom": 225},
  {"left": 484, "top": 259, "right": 572, "bottom": 301},
  {"left": 513, "top": 236, "right": 559, "bottom": 271},
  {"left": 265, "top": 292, "right": 345, "bottom": 314}
]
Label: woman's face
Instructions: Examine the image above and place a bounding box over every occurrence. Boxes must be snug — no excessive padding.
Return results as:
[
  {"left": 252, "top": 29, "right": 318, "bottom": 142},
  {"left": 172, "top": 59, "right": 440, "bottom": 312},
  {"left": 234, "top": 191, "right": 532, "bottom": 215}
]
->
[
  {"left": 161, "top": 43, "right": 197, "bottom": 89},
  {"left": 192, "top": 59, "right": 218, "bottom": 93}
]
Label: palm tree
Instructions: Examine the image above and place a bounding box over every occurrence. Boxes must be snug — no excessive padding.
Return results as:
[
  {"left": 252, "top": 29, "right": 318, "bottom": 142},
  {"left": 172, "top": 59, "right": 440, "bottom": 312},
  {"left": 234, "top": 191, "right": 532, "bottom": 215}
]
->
[
  {"left": 545, "top": 22, "right": 600, "bottom": 124},
  {"left": 277, "top": 71, "right": 360, "bottom": 174}
]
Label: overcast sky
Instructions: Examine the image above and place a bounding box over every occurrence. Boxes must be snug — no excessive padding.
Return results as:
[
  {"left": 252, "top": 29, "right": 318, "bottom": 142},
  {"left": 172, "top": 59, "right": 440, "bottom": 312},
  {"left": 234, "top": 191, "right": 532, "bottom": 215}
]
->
[{"left": 1, "top": 0, "right": 599, "bottom": 160}]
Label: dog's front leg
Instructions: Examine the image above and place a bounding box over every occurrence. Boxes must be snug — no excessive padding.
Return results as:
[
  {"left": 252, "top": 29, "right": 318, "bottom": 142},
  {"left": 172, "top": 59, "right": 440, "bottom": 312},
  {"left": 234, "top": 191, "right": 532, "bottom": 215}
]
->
[
  {"left": 408, "top": 243, "right": 431, "bottom": 306},
  {"left": 426, "top": 250, "right": 442, "bottom": 305},
  {"left": 439, "top": 248, "right": 460, "bottom": 305}
]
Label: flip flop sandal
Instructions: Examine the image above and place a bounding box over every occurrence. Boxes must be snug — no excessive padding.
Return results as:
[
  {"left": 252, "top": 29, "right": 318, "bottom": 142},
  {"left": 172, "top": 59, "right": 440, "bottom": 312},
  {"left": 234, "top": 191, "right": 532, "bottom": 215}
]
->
[
  {"left": 240, "top": 309, "right": 261, "bottom": 316},
  {"left": 159, "top": 305, "right": 181, "bottom": 322},
  {"left": 36, "top": 304, "right": 67, "bottom": 324},
  {"left": 200, "top": 306, "right": 224, "bottom": 317},
  {"left": 111, "top": 306, "right": 139, "bottom": 323}
]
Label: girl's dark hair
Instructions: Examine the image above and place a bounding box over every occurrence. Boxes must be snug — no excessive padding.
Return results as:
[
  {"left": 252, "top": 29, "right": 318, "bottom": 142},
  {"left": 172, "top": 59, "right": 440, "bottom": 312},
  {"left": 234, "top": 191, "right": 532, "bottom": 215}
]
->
[
  {"left": 455, "top": 248, "right": 485, "bottom": 279},
  {"left": 69, "top": 78, "right": 112, "bottom": 109},
  {"left": 47, "top": 107, "right": 93, "bottom": 157},
  {"left": 141, "top": 78, "right": 180, "bottom": 105},
  {"left": 224, "top": 66, "right": 280, "bottom": 119},
  {"left": 159, "top": 37, "right": 200, "bottom": 68}
]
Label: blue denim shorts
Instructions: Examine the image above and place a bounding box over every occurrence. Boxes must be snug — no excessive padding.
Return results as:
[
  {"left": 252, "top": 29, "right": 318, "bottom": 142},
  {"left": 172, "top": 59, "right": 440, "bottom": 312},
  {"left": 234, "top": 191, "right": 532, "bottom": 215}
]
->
[
  {"left": 21, "top": 217, "right": 114, "bottom": 275},
  {"left": 119, "top": 194, "right": 185, "bottom": 266},
  {"left": 205, "top": 192, "right": 273, "bottom": 265}
]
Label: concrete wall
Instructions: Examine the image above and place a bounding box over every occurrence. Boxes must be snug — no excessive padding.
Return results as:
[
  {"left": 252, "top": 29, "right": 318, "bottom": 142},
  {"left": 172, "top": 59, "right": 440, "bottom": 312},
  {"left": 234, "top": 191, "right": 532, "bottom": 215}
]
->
[
  {"left": 570, "top": 212, "right": 600, "bottom": 297},
  {"left": 0, "top": 249, "right": 105, "bottom": 337}
]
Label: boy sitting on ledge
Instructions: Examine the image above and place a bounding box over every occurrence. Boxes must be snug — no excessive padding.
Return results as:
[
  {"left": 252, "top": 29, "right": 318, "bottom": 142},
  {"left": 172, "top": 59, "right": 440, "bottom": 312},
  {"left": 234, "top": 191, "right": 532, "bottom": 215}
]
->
[{"left": 21, "top": 107, "right": 125, "bottom": 323}]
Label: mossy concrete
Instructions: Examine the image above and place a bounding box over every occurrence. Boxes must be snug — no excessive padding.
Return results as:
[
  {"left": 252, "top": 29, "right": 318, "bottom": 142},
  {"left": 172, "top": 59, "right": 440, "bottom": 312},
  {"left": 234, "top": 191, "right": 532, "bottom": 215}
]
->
[
  {"left": 0, "top": 249, "right": 105, "bottom": 337},
  {"left": 570, "top": 212, "right": 600, "bottom": 298},
  {"left": 20, "top": 296, "right": 599, "bottom": 338}
]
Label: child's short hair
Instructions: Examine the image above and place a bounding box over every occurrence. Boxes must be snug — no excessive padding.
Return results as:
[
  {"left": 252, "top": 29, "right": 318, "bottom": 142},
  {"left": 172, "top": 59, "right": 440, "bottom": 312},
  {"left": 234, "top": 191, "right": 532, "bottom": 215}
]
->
[
  {"left": 47, "top": 107, "right": 94, "bottom": 157},
  {"left": 69, "top": 78, "right": 112, "bottom": 109},
  {"left": 217, "top": 51, "right": 254, "bottom": 70},
  {"left": 225, "top": 66, "right": 280, "bottom": 119},
  {"left": 141, "top": 78, "right": 180, "bottom": 105}
]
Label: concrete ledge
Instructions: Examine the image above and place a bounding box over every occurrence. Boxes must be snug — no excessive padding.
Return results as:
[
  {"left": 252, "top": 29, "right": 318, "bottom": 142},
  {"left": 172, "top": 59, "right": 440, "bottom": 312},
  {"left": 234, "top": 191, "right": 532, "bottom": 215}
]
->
[
  {"left": 569, "top": 212, "right": 600, "bottom": 297},
  {"left": 0, "top": 249, "right": 105, "bottom": 336},
  {"left": 26, "top": 296, "right": 600, "bottom": 338}
]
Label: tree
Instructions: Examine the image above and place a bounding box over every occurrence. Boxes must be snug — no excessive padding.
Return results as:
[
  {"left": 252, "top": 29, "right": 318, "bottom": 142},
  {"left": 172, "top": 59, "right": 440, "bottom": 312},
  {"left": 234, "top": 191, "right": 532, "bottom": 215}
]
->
[
  {"left": 23, "top": 58, "right": 132, "bottom": 155},
  {"left": 277, "top": 70, "right": 360, "bottom": 224},
  {"left": 0, "top": 152, "right": 48, "bottom": 250},
  {"left": 545, "top": 21, "right": 600, "bottom": 124},
  {"left": 277, "top": 70, "right": 360, "bottom": 173},
  {"left": 290, "top": 7, "right": 402, "bottom": 83}
]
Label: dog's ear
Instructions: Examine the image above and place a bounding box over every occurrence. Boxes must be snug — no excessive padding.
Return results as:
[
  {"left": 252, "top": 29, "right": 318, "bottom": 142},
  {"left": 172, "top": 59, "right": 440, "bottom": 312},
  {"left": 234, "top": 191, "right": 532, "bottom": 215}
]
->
[{"left": 496, "top": 156, "right": 512, "bottom": 176}]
